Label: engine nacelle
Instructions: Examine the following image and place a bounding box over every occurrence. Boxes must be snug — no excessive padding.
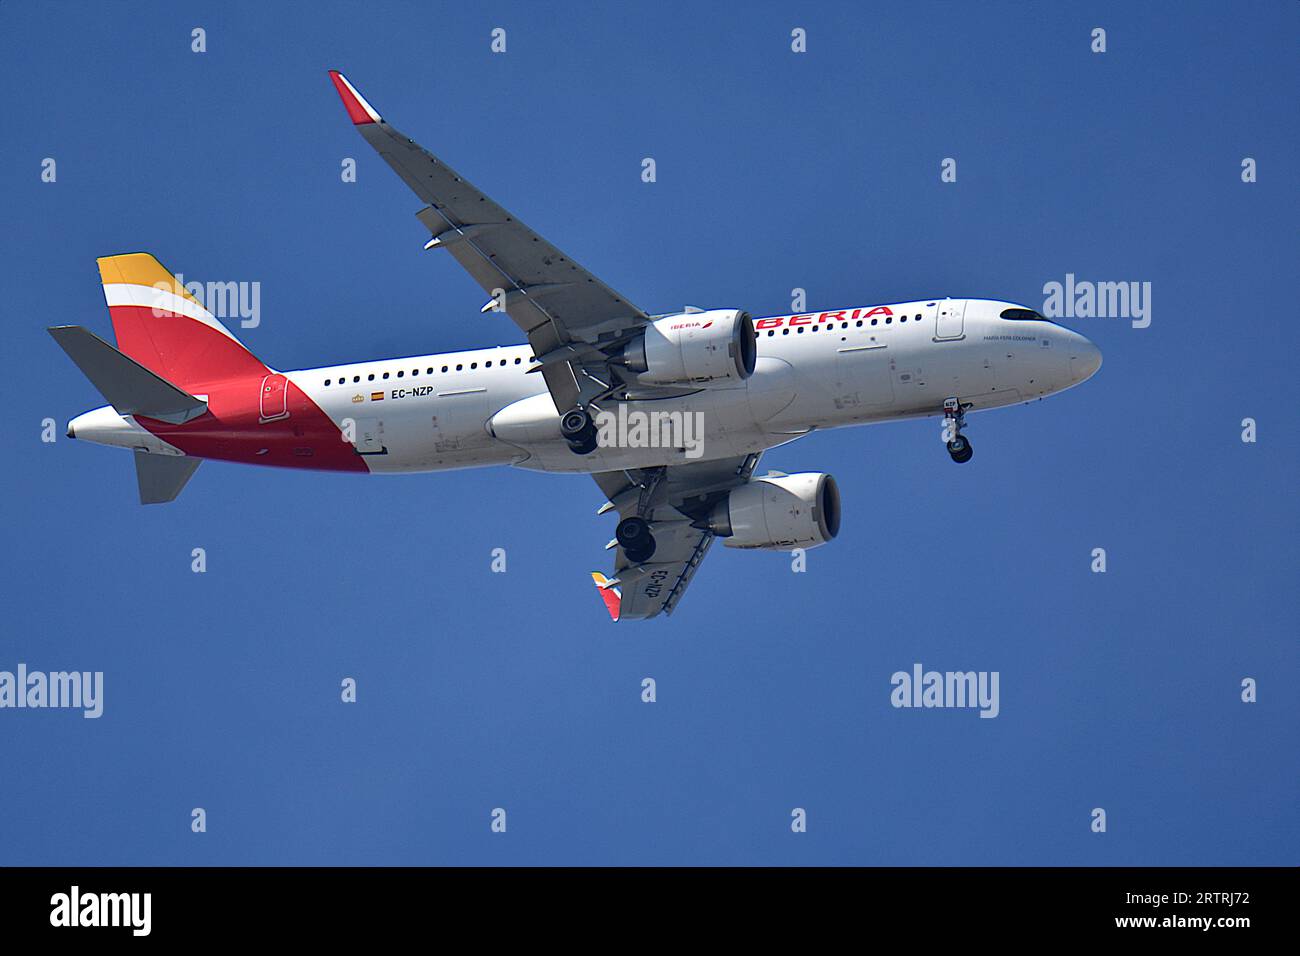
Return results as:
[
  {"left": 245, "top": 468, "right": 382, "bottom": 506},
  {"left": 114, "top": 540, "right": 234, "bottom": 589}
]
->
[
  {"left": 707, "top": 473, "right": 841, "bottom": 550},
  {"left": 620, "top": 309, "right": 756, "bottom": 386}
]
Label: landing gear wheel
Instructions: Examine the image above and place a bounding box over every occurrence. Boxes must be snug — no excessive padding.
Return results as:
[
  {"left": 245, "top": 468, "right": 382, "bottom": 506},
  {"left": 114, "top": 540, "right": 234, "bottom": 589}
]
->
[
  {"left": 616, "top": 516, "right": 656, "bottom": 563},
  {"left": 567, "top": 433, "right": 597, "bottom": 455},
  {"left": 941, "top": 397, "right": 972, "bottom": 463},
  {"left": 560, "top": 407, "right": 598, "bottom": 455}
]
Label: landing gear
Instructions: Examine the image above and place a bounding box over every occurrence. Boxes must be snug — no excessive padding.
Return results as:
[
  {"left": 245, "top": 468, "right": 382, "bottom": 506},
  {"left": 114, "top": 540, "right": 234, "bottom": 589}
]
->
[
  {"left": 561, "top": 407, "right": 598, "bottom": 455},
  {"left": 616, "top": 515, "right": 657, "bottom": 563},
  {"left": 942, "top": 397, "right": 973, "bottom": 464}
]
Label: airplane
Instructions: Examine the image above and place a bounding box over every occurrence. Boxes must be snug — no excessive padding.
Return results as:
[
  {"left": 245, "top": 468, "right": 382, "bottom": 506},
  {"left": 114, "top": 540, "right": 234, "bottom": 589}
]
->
[{"left": 49, "top": 70, "right": 1102, "bottom": 622}]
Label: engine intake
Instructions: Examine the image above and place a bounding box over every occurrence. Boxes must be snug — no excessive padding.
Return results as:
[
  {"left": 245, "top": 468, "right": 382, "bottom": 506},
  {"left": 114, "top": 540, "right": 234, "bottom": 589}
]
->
[
  {"left": 620, "top": 309, "right": 756, "bottom": 385},
  {"left": 707, "top": 473, "right": 841, "bottom": 550}
]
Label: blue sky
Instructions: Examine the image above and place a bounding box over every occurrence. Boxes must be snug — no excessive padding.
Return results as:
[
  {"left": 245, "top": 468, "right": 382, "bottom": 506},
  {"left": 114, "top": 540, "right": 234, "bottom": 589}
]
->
[{"left": 1, "top": 0, "right": 1296, "bottom": 865}]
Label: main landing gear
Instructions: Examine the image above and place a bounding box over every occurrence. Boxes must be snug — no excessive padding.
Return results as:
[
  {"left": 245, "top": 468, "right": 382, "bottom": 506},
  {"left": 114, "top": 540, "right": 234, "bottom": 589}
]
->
[
  {"left": 561, "top": 406, "right": 598, "bottom": 455},
  {"left": 616, "top": 515, "right": 656, "bottom": 563},
  {"left": 942, "top": 397, "right": 974, "bottom": 464},
  {"left": 611, "top": 468, "right": 664, "bottom": 565}
]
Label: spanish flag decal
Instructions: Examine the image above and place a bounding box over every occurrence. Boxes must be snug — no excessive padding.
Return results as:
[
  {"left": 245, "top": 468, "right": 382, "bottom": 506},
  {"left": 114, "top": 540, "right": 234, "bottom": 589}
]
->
[{"left": 370, "top": 391, "right": 384, "bottom": 401}]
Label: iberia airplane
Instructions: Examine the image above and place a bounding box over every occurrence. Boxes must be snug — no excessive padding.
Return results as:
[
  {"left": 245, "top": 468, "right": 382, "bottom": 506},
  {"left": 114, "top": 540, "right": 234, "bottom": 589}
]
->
[{"left": 50, "top": 71, "right": 1102, "bottom": 621}]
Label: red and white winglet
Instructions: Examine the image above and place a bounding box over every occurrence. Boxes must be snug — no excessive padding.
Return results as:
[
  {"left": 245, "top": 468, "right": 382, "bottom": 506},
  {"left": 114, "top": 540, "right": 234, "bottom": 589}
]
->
[
  {"left": 327, "top": 70, "right": 382, "bottom": 125},
  {"left": 590, "top": 572, "right": 622, "bottom": 623}
]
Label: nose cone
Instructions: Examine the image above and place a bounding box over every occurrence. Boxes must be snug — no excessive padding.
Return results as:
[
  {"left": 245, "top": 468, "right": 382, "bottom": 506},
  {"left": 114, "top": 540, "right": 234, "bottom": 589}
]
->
[{"left": 1068, "top": 333, "right": 1102, "bottom": 383}]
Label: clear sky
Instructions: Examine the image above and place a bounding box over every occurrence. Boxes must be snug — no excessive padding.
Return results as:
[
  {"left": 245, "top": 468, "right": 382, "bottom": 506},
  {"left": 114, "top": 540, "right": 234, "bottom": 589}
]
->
[{"left": 1, "top": 0, "right": 1296, "bottom": 865}]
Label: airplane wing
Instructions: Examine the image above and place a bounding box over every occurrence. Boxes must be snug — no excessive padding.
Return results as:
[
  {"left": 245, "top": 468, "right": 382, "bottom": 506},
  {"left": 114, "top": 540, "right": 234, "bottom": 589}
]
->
[
  {"left": 590, "top": 453, "right": 762, "bottom": 621},
  {"left": 329, "top": 70, "right": 653, "bottom": 412}
]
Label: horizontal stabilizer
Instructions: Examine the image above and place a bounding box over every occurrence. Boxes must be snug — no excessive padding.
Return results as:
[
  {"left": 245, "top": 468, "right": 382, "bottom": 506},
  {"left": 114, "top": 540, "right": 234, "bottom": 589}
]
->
[
  {"left": 134, "top": 451, "right": 201, "bottom": 505},
  {"left": 48, "top": 325, "right": 207, "bottom": 424}
]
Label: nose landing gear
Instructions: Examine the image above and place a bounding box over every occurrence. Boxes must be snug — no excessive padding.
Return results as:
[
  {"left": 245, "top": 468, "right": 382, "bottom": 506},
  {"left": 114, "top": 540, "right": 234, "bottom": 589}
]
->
[{"left": 942, "top": 397, "right": 974, "bottom": 463}]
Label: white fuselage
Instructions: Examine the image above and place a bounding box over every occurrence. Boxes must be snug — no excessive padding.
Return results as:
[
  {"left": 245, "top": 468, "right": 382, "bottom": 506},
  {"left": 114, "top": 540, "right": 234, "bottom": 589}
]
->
[
  {"left": 284, "top": 298, "right": 1101, "bottom": 474},
  {"left": 70, "top": 299, "right": 1101, "bottom": 472}
]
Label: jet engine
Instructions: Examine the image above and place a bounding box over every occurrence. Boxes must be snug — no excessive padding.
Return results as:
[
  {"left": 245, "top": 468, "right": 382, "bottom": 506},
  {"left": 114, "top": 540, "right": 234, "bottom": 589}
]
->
[
  {"left": 705, "top": 472, "right": 841, "bottom": 550},
  {"left": 617, "top": 309, "right": 756, "bottom": 386}
]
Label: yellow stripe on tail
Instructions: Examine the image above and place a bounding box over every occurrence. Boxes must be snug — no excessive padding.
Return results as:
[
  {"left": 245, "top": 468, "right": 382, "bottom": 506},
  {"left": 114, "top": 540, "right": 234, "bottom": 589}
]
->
[{"left": 97, "top": 252, "right": 205, "bottom": 307}]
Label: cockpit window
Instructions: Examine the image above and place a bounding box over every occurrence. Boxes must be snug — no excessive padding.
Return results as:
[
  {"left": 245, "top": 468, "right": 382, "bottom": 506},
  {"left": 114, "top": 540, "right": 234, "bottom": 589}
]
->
[{"left": 1000, "top": 308, "right": 1047, "bottom": 321}]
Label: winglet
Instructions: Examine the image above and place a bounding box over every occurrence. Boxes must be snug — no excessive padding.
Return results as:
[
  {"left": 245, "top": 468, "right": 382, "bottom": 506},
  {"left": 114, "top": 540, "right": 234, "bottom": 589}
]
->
[
  {"left": 590, "top": 572, "right": 622, "bottom": 623},
  {"left": 328, "top": 70, "right": 381, "bottom": 125}
]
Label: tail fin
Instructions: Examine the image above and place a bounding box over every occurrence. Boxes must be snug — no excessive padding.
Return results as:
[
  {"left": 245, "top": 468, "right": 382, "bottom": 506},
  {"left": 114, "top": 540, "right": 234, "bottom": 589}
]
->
[
  {"left": 590, "top": 572, "right": 622, "bottom": 622},
  {"left": 96, "top": 253, "right": 267, "bottom": 389}
]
